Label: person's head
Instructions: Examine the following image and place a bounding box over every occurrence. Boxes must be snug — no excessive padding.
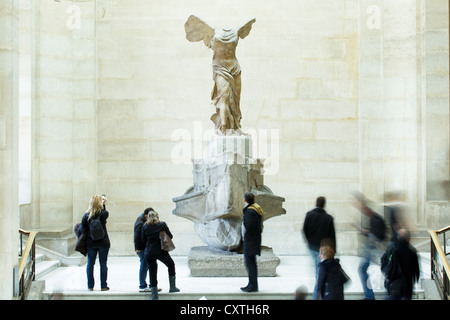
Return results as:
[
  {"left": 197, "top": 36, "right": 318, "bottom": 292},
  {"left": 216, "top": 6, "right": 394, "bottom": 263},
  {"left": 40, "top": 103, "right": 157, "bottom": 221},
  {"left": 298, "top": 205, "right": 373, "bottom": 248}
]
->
[
  {"left": 143, "top": 207, "right": 154, "bottom": 218},
  {"left": 351, "top": 192, "right": 374, "bottom": 216},
  {"left": 88, "top": 195, "right": 103, "bottom": 219},
  {"left": 146, "top": 210, "right": 160, "bottom": 225},
  {"left": 319, "top": 245, "right": 335, "bottom": 261},
  {"left": 398, "top": 228, "right": 410, "bottom": 242},
  {"left": 316, "top": 196, "right": 326, "bottom": 208},
  {"left": 244, "top": 192, "right": 255, "bottom": 205},
  {"left": 295, "top": 285, "right": 308, "bottom": 300}
]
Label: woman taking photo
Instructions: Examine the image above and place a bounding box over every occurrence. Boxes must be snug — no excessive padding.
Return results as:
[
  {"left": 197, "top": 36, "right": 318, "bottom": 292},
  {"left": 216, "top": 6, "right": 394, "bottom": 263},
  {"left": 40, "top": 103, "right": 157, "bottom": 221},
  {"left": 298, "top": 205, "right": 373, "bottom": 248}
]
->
[
  {"left": 141, "top": 210, "right": 179, "bottom": 300},
  {"left": 80, "top": 194, "right": 110, "bottom": 291}
]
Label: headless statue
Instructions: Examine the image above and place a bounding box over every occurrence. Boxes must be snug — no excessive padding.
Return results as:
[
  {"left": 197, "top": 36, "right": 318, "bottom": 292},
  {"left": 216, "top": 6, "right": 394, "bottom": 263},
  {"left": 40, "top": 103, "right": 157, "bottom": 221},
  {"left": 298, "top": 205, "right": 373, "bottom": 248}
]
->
[{"left": 185, "top": 15, "right": 256, "bottom": 135}]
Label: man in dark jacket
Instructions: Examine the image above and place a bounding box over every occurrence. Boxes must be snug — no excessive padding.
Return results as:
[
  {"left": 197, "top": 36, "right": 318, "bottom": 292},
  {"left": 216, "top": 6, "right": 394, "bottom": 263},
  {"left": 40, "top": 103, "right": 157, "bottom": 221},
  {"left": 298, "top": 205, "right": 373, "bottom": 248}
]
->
[
  {"left": 388, "top": 228, "right": 420, "bottom": 300},
  {"left": 134, "top": 207, "right": 152, "bottom": 292},
  {"left": 303, "top": 196, "right": 336, "bottom": 299},
  {"left": 241, "top": 192, "right": 263, "bottom": 292}
]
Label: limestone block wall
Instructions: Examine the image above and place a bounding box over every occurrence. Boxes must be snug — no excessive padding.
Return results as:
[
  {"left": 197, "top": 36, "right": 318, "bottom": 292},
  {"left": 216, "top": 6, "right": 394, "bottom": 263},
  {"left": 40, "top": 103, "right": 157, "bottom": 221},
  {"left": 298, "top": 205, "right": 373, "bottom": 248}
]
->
[
  {"left": 30, "top": 0, "right": 98, "bottom": 230},
  {"left": 34, "top": 0, "right": 75, "bottom": 228},
  {"left": 0, "top": 0, "right": 20, "bottom": 299},
  {"left": 25, "top": 0, "right": 449, "bottom": 256},
  {"left": 419, "top": 0, "right": 450, "bottom": 228}
]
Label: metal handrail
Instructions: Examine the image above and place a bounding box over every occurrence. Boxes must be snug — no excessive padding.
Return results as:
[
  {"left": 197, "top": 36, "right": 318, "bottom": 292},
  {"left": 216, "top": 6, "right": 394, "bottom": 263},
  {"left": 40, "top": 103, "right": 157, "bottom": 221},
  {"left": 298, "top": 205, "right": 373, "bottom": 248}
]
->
[
  {"left": 17, "top": 229, "right": 37, "bottom": 300},
  {"left": 429, "top": 226, "right": 450, "bottom": 300}
]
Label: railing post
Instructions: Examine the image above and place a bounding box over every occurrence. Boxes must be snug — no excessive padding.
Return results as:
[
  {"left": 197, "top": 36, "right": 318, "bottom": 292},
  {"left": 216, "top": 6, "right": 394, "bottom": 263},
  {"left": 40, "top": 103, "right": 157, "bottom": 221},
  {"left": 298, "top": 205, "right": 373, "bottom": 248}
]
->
[
  {"left": 31, "top": 240, "right": 35, "bottom": 281},
  {"left": 444, "top": 271, "right": 448, "bottom": 300},
  {"left": 444, "top": 233, "right": 447, "bottom": 255},
  {"left": 430, "top": 236, "right": 434, "bottom": 280}
]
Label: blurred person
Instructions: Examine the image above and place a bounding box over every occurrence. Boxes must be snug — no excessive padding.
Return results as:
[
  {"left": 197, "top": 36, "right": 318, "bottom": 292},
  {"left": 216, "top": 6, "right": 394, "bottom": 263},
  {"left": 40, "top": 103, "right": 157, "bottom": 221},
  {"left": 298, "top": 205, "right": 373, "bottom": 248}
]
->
[
  {"left": 303, "top": 196, "right": 336, "bottom": 299},
  {"left": 240, "top": 192, "right": 263, "bottom": 292},
  {"left": 80, "top": 194, "right": 110, "bottom": 291},
  {"left": 141, "top": 210, "right": 179, "bottom": 300},
  {"left": 384, "top": 191, "right": 408, "bottom": 244},
  {"left": 295, "top": 285, "right": 308, "bottom": 300},
  {"left": 316, "top": 245, "right": 345, "bottom": 300},
  {"left": 352, "top": 192, "right": 385, "bottom": 300},
  {"left": 384, "top": 228, "right": 420, "bottom": 300}
]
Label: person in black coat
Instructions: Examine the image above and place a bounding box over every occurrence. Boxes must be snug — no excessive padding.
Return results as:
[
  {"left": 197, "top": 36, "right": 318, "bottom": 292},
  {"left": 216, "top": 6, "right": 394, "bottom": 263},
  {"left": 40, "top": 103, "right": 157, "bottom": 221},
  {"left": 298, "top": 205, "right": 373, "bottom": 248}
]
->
[
  {"left": 80, "top": 194, "right": 110, "bottom": 291},
  {"left": 302, "top": 196, "right": 336, "bottom": 299},
  {"left": 240, "top": 192, "right": 263, "bottom": 293},
  {"left": 141, "top": 210, "right": 179, "bottom": 300},
  {"left": 134, "top": 207, "right": 153, "bottom": 292},
  {"left": 389, "top": 229, "right": 420, "bottom": 300},
  {"left": 317, "top": 245, "right": 344, "bottom": 300}
]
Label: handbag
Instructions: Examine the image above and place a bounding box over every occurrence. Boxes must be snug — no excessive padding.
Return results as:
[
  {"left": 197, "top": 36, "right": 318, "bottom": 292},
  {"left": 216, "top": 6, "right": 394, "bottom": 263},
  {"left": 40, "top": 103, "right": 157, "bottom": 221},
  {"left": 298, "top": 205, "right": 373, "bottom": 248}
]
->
[
  {"left": 160, "top": 231, "right": 175, "bottom": 252},
  {"left": 340, "top": 267, "right": 351, "bottom": 284},
  {"left": 73, "top": 223, "right": 87, "bottom": 256}
]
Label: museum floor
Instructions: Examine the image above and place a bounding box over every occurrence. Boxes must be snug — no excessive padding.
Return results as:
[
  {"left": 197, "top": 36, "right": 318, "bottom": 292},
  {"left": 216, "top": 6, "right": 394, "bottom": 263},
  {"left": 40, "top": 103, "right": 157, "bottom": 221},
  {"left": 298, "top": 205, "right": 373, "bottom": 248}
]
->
[{"left": 37, "top": 254, "right": 435, "bottom": 300}]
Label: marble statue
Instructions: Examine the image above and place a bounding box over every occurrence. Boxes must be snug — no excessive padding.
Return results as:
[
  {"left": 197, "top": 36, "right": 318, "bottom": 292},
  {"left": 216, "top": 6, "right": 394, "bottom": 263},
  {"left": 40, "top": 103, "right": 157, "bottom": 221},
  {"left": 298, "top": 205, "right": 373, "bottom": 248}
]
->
[
  {"left": 175, "top": 16, "right": 285, "bottom": 276},
  {"left": 185, "top": 15, "right": 256, "bottom": 135}
]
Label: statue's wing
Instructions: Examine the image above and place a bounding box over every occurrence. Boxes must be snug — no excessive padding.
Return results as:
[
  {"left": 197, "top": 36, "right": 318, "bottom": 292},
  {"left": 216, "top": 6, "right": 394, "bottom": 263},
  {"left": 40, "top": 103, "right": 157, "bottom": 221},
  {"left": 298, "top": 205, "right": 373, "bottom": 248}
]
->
[
  {"left": 238, "top": 18, "right": 256, "bottom": 39},
  {"left": 185, "top": 15, "right": 215, "bottom": 48}
]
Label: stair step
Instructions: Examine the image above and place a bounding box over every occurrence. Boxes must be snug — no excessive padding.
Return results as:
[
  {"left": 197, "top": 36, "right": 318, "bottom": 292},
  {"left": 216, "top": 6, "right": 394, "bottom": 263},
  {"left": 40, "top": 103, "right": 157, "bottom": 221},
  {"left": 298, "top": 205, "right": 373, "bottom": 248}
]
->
[
  {"left": 35, "top": 253, "right": 45, "bottom": 263},
  {"left": 36, "top": 260, "right": 60, "bottom": 279}
]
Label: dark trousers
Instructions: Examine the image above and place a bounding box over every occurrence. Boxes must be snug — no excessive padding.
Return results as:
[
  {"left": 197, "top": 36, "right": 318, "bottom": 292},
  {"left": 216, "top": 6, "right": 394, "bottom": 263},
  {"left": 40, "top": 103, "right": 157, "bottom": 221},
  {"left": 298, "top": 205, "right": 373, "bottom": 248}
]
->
[
  {"left": 86, "top": 246, "right": 109, "bottom": 289},
  {"left": 244, "top": 254, "right": 258, "bottom": 289},
  {"left": 146, "top": 251, "right": 176, "bottom": 287}
]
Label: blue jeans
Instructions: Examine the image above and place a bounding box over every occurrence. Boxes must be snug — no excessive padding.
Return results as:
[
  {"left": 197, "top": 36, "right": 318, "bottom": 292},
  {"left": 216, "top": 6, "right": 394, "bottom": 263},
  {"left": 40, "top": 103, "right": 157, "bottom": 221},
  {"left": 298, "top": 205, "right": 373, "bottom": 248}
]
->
[
  {"left": 86, "top": 247, "right": 109, "bottom": 289},
  {"left": 137, "top": 251, "right": 150, "bottom": 289},
  {"left": 309, "top": 249, "right": 320, "bottom": 300},
  {"left": 358, "top": 244, "right": 376, "bottom": 300}
]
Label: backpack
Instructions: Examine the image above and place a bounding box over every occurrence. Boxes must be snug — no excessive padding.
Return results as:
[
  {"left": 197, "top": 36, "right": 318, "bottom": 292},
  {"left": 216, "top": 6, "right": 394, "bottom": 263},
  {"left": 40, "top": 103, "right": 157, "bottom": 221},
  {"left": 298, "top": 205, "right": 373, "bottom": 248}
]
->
[
  {"left": 89, "top": 216, "right": 105, "bottom": 241},
  {"left": 380, "top": 243, "right": 402, "bottom": 288}
]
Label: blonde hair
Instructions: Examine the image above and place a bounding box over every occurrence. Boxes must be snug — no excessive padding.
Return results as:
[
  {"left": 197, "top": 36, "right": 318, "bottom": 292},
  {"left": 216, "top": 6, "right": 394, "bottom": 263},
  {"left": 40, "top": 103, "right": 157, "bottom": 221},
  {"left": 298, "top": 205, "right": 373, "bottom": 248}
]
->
[
  {"left": 146, "top": 210, "right": 160, "bottom": 225},
  {"left": 87, "top": 195, "right": 103, "bottom": 220},
  {"left": 320, "top": 246, "right": 335, "bottom": 260}
]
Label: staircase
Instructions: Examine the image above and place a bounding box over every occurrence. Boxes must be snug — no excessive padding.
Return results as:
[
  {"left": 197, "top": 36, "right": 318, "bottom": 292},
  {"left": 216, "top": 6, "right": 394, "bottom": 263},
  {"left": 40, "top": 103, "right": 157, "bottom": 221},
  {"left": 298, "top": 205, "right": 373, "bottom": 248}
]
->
[
  {"left": 24, "top": 227, "right": 86, "bottom": 300},
  {"left": 34, "top": 255, "right": 438, "bottom": 300},
  {"left": 35, "top": 253, "right": 60, "bottom": 279},
  {"left": 27, "top": 228, "right": 441, "bottom": 300},
  {"left": 34, "top": 227, "right": 86, "bottom": 266}
]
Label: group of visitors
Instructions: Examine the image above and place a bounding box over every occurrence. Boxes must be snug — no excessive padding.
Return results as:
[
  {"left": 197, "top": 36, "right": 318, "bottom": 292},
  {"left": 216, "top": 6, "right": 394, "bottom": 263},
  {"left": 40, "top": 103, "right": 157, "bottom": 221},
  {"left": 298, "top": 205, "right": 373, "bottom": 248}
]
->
[
  {"left": 302, "top": 194, "right": 420, "bottom": 300},
  {"left": 75, "top": 191, "right": 420, "bottom": 300},
  {"left": 75, "top": 191, "right": 261, "bottom": 300}
]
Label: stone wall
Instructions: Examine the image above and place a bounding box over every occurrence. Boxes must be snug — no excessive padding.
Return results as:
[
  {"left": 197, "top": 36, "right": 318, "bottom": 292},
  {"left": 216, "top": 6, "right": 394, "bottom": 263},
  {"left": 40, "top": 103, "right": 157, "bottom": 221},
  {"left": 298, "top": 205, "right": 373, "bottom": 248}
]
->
[
  {"left": 0, "top": 0, "right": 20, "bottom": 299},
  {"left": 24, "top": 0, "right": 449, "bottom": 256}
]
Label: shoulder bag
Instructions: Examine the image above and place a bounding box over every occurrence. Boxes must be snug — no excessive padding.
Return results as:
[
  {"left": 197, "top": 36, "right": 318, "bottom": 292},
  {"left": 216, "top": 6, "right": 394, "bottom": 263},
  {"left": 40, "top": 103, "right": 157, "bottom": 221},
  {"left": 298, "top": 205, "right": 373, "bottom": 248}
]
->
[{"left": 160, "top": 231, "right": 175, "bottom": 252}]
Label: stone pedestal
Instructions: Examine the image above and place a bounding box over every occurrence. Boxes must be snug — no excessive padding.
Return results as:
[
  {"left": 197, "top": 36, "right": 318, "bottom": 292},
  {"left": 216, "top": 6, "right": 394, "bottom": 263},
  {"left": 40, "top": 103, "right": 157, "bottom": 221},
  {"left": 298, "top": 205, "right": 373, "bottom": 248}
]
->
[
  {"left": 173, "top": 135, "right": 286, "bottom": 251},
  {"left": 188, "top": 246, "right": 280, "bottom": 277},
  {"left": 173, "top": 134, "right": 285, "bottom": 276}
]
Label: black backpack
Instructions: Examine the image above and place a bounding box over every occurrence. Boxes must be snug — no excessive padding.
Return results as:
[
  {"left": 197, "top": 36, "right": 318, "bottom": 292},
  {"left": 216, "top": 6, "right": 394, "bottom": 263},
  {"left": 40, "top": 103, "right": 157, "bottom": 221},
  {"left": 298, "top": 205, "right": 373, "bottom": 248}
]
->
[
  {"left": 89, "top": 216, "right": 105, "bottom": 241},
  {"left": 380, "top": 243, "right": 402, "bottom": 287}
]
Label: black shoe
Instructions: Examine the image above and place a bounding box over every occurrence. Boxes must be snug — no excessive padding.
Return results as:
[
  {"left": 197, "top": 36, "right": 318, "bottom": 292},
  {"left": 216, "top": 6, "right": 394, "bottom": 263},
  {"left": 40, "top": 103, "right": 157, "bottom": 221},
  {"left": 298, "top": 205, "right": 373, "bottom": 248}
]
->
[{"left": 240, "top": 286, "right": 258, "bottom": 292}]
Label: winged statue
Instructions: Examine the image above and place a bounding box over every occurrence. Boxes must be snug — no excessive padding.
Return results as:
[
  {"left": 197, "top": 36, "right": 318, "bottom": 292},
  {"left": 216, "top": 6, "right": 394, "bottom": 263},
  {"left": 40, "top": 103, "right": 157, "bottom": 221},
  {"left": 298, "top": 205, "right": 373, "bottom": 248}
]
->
[{"left": 185, "top": 15, "right": 256, "bottom": 135}]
